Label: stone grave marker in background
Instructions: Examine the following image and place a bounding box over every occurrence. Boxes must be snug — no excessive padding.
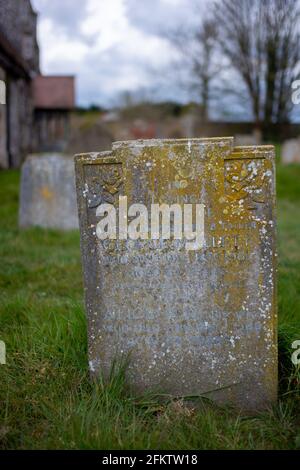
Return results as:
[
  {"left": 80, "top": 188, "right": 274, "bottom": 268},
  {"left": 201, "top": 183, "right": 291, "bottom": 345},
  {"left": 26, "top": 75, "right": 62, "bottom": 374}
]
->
[
  {"left": 75, "top": 138, "right": 277, "bottom": 411},
  {"left": 19, "top": 154, "right": 78, "bottom": 230},
  {"left": 281, "top": 138, "right": 300, "bottom": 164}
]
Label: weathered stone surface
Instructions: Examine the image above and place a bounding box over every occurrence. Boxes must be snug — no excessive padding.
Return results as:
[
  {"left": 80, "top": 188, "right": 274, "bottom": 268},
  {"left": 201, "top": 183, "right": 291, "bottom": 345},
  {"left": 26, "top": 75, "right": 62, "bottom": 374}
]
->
[
  {"left": 75, "top": 138, "right": 277, "bottom": 411},
  {"left": 19, "top": 153, "right": 78, "bottom": 230},
  {"left": 281, "top": 138, "right": 300, "bottom": 164}
]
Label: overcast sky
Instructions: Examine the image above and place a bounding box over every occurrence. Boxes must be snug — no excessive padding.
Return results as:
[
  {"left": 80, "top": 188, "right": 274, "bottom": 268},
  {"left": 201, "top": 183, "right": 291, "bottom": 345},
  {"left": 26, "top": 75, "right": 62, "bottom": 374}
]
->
[
  {"left": 31, "top": 0, "right": 205, "bottom": 108},
  {"left": 30, "top": 0, "right": 300, "bottom": 122}
]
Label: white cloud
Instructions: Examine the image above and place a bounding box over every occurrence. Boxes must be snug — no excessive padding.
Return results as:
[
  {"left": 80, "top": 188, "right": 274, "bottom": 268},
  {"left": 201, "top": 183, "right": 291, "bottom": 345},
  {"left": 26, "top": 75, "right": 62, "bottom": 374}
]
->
[{"left": 37, "top": 18, "right": 89, "bottom": 65}]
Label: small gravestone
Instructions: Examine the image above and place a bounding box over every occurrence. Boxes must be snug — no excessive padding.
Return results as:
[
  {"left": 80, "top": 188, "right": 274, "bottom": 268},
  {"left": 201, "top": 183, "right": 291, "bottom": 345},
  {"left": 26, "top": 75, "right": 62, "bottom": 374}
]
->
[
  {"left": 75, "top": 138, "right": 277, "bottom": 411},
  {"left": 281, "top": 138, "right": 300, "bottom": 164},
  {"left": 235, "top": 129, "right": 262, "bottom": 146},
  {"left": 19, "top": 154, "right": 78, "bottom": 230}
]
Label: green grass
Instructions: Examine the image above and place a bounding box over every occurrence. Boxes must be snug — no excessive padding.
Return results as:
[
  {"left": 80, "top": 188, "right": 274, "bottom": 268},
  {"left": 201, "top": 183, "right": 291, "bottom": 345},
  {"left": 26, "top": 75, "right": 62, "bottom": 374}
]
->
[{"left": 0, "top": 162, "right": 300, "bottom": 450}]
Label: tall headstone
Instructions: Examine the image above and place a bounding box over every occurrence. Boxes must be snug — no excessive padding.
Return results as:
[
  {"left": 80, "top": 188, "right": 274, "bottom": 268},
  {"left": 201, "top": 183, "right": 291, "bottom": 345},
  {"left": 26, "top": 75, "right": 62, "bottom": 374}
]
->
[
  {"left": 75, "top": 138, "right": 277, "bottom": 411},
  {"left": 19, "top": 154, "right": 78, "bottom": 230}
]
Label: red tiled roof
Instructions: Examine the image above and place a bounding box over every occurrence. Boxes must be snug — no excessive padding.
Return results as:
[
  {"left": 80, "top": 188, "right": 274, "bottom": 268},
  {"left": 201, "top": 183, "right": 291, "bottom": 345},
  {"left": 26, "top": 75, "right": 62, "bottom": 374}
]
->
[{"left": 33, "top": 75, "right": 75, "bottom": 109}]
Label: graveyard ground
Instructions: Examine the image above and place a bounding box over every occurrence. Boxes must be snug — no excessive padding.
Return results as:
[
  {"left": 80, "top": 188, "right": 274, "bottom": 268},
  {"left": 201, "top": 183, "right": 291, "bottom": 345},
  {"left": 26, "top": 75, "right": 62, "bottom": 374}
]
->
[{"left": 0, "top": 151, "right": 300, "bottom": 449}]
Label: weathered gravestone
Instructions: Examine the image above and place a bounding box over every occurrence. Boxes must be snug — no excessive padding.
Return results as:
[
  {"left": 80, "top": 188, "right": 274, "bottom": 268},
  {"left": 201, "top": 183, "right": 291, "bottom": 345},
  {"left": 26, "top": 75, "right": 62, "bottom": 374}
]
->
[
  {"left": 75, "top": 138, "right": 277, "bottom": 411},
  {"left": 19, "top": 154, "right": 78, "bottom": 230}
]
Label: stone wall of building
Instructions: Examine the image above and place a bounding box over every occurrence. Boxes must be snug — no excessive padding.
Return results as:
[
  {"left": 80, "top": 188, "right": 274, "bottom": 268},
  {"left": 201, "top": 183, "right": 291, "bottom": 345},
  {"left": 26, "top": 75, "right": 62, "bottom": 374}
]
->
[
  {"left": 8, "top": 78, "right": 33, "bottom": 168},
  {"left": 0, "top": 0, "right": 39, "bottom": 168},
  {"left": 0, "top": 0, "right": 39, "bottom": 73}
]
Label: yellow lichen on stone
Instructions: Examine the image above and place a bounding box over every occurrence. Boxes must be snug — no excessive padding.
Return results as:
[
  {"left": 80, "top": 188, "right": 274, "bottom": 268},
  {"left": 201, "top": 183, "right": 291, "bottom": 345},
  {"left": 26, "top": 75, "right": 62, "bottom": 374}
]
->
[{"left": 40, "top": 186, "right": 54, "bottom": 200}]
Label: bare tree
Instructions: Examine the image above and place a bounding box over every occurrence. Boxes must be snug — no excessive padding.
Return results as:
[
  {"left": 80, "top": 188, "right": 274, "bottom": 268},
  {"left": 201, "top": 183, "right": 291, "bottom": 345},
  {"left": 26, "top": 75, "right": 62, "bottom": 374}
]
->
[
  {"left": 214, "top": 0, "right": 300, "bottom": 129},
  {"left": 192, "top": 19, "right": 219, "bottom": 121},
  {"left": 165, "top": 16, "right": 219, "bottom": 122}
]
